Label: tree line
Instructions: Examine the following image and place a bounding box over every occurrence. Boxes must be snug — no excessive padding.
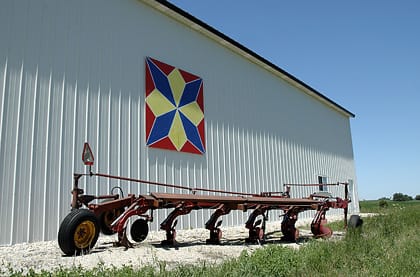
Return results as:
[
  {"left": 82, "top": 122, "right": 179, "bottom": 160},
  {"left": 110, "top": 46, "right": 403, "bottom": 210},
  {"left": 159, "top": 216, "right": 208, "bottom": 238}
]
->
[{"left": 380, "top": 193, "right": 420, "bottom": 201}]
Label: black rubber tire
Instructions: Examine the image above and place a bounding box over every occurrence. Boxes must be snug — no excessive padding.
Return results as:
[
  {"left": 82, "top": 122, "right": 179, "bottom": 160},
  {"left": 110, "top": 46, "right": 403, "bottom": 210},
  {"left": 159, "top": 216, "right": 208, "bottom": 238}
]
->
[
  {"left": 98, "top": 207, "right": 125, "bottom": 235},
  {"left": 130, "top": 219, "right": 149, "bottom": 242},
  {"left": 58, "top": 209, "right": 100, "bottom": 256},
  {"left": 348, "top": 215, "right": 363, "bottom": 228}
]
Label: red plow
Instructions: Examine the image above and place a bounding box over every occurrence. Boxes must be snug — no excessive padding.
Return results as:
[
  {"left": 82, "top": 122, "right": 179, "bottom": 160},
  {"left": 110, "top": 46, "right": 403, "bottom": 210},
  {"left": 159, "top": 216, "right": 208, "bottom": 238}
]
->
[{"left": 58, "top": 143, "right": 350, "bottom": 255}]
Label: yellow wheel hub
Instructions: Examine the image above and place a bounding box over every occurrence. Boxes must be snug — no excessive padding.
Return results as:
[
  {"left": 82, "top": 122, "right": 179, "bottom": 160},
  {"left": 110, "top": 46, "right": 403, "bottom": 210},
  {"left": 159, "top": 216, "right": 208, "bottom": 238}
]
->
[{"left": 74, "top": 220, "right": 96, "bottom": 249}]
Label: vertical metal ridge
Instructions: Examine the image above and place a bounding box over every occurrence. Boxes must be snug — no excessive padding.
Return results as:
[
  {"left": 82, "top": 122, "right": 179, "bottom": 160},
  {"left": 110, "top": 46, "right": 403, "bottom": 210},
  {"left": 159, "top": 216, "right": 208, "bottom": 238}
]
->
[
  {"left": 248, "top": 130, "right": 254, "bottom": 190},
  {"left": 265, "top": 133, "right": 271, "bottom": 191},
  {"left": 139, "top": 93, "right": 144, "bottom": 194},
  {"left": 282, "top": 138, "right": 288, "bottom": 186},
  {"left": 42, "top": 71, "right": 52, "bottom": 241},
  {"left": 258, "top": 132, "right": 264, "bottom": 192},
  {"left": 215, "top": 121, "right": 221, "bottom": 192},
  {"left": 107, "top": 88, "right": 111, "bottom": 191},
  {"left": 270, "top": 134, "right": 277, "bottom": 191},
  {"left": 265, "top": 133, "right": 272, "bottom": 192},
  {"left": 231, "top": 125, "right": 237, "bottom": 193},
  {"left": 275, "top": 136, "right": 282, "bottom": 189},
  {"left": 71, "top": 81, "right": 78, "bottom": 178},
  {"left": 209, "top": 120, "right": 215, "bottom": 193},
  {"left": 56, "top": 74, "right": 65, "bottom": 230},
  {"left": 95, "top": 86, "right": 101, "bottom": 195},
  {"left": 275, "top": 135, "right": 281, "bottom": 189},
  {"left": 230, "top": 126, "right": 238, "bottom": 224},
  {"left": 268, "top": 133, "right": 274, "bottom": 192},
  {"left": 26, "top": 66, "right": 38, "bottom": 242},
  {"left": 127, "top": 94, "right": 131, "bottom": 192},
  {"left": 0, "top": 59, "right": 7, "bottom": 158},
  {"left": 245, "top": 129, "right": 251, "bottom": 190},
  {"left": 256, "top": 132, "right": 262, "bottom": 192},
  {"left": 221, "top": 123, "right": 227, "bottom": 192},
  {"left": 297, "top": 143, "right": 303, "bottom": 184},
  {"left": 84, "top": 84, "right": 89, "bottom": 144},
  {"left": 82, "top": 85, "right": 89, "bottom": 190},
  {"left": 10, "top": 62, "right": 24, "bottom": 244},
  {"left": 259, "top": 131, "right": 264, "bottom": 192},
  {"left": 118, "top": 91, "right": 121, "bottom": 187},
  {"left": 205, "top": 121, "right": 210, "bottom": 192}
]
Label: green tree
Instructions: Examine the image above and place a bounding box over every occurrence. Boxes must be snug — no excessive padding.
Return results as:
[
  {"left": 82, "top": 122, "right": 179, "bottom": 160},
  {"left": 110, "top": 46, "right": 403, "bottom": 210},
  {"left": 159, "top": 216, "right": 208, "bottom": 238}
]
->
[{"left": 392, "top": 193, "right": 413, "bottom": 201}]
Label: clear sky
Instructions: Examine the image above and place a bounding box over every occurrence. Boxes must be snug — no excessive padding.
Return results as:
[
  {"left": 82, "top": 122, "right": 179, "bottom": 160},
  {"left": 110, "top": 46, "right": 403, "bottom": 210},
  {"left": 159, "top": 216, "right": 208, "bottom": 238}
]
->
[{"left": 169, "top": 0, "right": 420, "bottom": 200}]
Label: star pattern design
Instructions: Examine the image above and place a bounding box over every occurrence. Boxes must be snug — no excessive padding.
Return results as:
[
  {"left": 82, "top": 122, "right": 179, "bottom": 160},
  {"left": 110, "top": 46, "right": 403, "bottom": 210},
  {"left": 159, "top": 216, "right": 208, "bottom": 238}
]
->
[{"left": 145, "top": 57, "right": 205, "bottom": 154}]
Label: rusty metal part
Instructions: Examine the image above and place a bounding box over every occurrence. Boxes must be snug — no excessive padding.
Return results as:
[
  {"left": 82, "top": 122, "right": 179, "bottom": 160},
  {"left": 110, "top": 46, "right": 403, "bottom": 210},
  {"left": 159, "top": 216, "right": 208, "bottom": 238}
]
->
[
  {"left": 88, "top": 195, "right": 134, "bottom": 216},
  {"left": 71, "top": 174, "right": 84, "bottom": 209},
  {"left": 311, "top": 203, "right": 332, "bottom": 238},
  {"left": 110, "top": 197, "right": 152, "bottom": 248},
  {"left": 150, "top": 192, "right": 320, "bottom": 207},
  {"left": 281, "top": 207, "right": 301, "bottom": 242},
  {"left": 284, "top": 182, "right": 347, "bottom": 187},
  {"left": 245, "top": 205, "right": 269, "bottom": 243},
  {"left": 205, "top": 204, "right": 231, "bottom": 244},
  {"left": 65, "top": 162, "right": 351, "bottom": 252},
  {"left": 160, "top": 202, "right": 194, "bottom": 245},
  {"left": 113, "top": 228, "right": 133, "bottom": 248}
]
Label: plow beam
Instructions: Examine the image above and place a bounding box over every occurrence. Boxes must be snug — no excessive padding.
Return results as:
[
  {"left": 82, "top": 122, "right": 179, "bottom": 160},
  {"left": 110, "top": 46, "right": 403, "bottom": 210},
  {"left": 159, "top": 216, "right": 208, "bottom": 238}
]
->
[
  {"left": 281, "top": 207, "right": 300, "bottom": 242},
  {"left": 160, "top": 202, "right": 194, "bottom": 245},
  {"left": 245, "top": 205, "right": 269, "bottom": 243},
  {"left": 205, "top": 204, "right": 231, "bottom": 244},
  {"left": 311, "top": 204, "right": 332, "bottom": 238},
  {"left": 110, "top": 197, "right": 152, "bottom": 248}
]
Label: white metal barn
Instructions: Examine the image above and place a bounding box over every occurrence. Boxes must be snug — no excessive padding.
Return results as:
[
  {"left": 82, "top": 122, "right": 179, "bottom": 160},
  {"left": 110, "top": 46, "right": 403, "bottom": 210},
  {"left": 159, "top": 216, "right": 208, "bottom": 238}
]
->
[{"left": 0, "top": 0, "right": 359, "bottom": 245}]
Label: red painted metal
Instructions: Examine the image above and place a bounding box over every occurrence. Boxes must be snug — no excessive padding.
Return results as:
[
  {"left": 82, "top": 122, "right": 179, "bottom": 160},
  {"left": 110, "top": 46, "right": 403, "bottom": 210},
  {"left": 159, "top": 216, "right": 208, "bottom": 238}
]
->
[
  {"left": 281, "top": 207, "right": 301, "bottom": 242},
  {"left": 82, "top": 142, "right": 94, "bottom": 166},
  {"left": 160, "top": 202, "right": 195, "bottom": 245},
  {"left": 205, "top": 204, "right": 231, "bottom": 244},
  {"left": 66, "top": 173, "right": 350, "bottom": 248},
  {"left": 59, "top": 143, "right": 352, "bottom": 253},
  {"left": 245, "top": 205, "right": 269, "bottom": 243}
]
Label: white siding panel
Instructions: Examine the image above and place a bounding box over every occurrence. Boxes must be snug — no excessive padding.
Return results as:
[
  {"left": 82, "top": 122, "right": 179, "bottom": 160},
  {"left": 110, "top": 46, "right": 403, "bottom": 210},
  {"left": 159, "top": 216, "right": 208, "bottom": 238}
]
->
[{"left": 0, "top": 0, "right": 358, "bottom": 245}]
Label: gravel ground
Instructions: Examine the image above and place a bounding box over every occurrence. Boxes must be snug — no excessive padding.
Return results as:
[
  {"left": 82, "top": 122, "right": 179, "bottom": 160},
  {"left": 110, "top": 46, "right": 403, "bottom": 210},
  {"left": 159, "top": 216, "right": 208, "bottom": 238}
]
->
[{"left": 0, "top": 215, "right": 346, "bottom": 275}]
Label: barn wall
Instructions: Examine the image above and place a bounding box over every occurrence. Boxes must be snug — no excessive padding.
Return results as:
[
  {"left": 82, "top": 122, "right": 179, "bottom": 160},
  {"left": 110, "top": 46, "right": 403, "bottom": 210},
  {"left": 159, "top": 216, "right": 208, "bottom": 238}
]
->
[{"left": 0, "top": 0, "right": 358, "bottom": 245}]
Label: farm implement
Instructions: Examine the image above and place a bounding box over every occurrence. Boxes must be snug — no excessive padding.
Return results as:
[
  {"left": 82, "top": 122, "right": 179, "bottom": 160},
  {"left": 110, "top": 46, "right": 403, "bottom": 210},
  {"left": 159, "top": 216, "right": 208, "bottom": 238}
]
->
[{"left": 57, "top": 143, "right": 350, "bottom": 255}]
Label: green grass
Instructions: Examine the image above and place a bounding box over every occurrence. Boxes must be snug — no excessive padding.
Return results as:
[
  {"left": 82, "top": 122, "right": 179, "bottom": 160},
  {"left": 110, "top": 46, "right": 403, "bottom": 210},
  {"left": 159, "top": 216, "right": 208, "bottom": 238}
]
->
[
  {"left": 359, "top": 199, "right": 420, "bottom": 213},
  {"left": 3, "top": 201, "right": 420, "bottom": 276}
]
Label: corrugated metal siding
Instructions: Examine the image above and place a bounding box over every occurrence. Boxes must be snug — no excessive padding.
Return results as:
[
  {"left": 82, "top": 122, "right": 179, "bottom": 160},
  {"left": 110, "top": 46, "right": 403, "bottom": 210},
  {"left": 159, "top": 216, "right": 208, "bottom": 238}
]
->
[{"left": 0, "top": 0, "right": 358, "bottom": 245}]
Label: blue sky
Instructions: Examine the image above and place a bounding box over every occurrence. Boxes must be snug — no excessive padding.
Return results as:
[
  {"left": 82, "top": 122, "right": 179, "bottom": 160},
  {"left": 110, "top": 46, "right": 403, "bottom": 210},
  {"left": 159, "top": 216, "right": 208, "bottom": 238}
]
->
[{"left": 169, "top": 0, "right": 420, "bottom": 200}]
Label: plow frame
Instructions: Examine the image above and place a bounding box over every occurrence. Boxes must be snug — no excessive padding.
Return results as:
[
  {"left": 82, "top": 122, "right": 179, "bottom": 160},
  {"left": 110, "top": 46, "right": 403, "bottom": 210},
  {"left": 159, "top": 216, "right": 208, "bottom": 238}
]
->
[{"left": 58, "top": 142, "right": 351, "bottom": 256}]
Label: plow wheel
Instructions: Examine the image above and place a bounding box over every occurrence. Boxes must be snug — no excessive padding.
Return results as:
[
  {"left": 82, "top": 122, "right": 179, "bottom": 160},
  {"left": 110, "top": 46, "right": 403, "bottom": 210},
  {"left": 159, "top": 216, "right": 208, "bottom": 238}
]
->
[
  {"left": 58, "top": 209, "right": 100, "bottom": 256},
  {"left": 130, "top": 218, "right": 149, "bottom": 242},
  {"left": 99, "top": 207, "right": 125, "bottom": 235}
]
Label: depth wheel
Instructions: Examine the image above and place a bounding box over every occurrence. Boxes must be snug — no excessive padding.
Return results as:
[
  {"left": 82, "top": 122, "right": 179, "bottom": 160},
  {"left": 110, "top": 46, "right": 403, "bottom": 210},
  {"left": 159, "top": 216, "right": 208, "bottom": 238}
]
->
[
  {"left": 99, "top": 207, "right": 125, "bottom": 235},
  {"left": 58, "top": 209, "right": 100, "bottom": 256},
  {"left": 348, "top": 215, "right": 363, "bottom": 228},
  {"left": 130, "top": 219, "right": 149, "bottom": 242}
]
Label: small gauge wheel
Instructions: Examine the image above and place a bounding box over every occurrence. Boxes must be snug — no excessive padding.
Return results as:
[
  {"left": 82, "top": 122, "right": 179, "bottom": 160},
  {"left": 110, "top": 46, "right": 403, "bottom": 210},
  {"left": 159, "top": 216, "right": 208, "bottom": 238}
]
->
[{"left": 130, "top": 219, "right": 149, "bottom": 242}]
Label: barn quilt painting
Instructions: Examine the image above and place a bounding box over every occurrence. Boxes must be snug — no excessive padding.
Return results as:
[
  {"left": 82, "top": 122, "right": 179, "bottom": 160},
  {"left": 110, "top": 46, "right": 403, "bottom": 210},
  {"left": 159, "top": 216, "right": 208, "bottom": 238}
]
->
[{"left": 145, "top": 57, "right": 205, "bottom": 154}]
